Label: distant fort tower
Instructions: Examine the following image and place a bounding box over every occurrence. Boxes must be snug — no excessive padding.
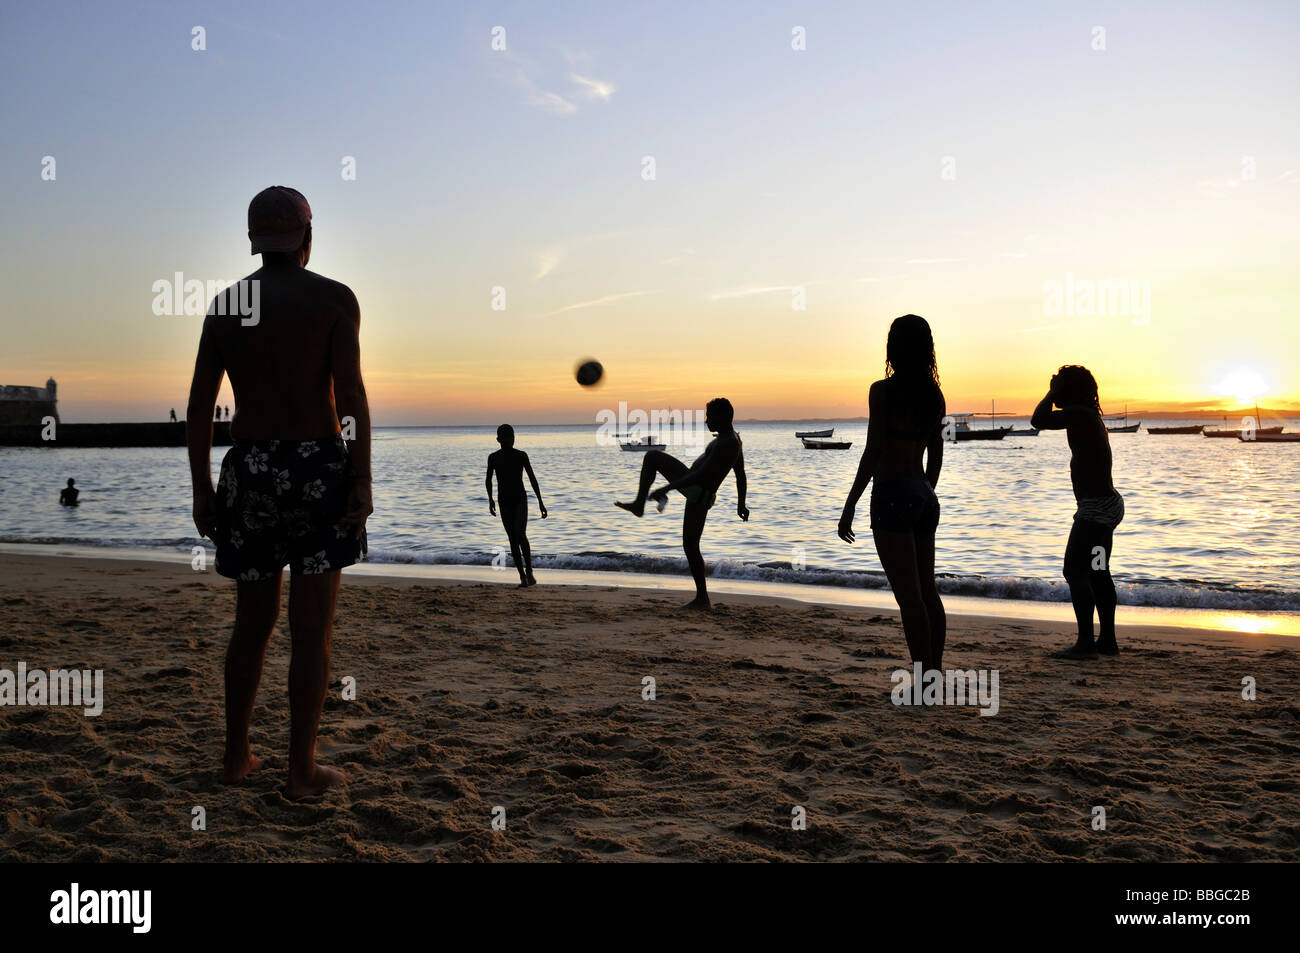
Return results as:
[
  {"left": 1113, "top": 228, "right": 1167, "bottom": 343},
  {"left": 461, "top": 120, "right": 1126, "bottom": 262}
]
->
[{"left": 0, "top": 377, "right": 59, "bottom": 426}]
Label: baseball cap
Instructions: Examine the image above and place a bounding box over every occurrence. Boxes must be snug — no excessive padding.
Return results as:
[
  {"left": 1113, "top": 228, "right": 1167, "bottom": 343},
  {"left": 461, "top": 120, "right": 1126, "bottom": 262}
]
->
[{"left": 247, "top": 186, "right": 312, "bottom": 255}]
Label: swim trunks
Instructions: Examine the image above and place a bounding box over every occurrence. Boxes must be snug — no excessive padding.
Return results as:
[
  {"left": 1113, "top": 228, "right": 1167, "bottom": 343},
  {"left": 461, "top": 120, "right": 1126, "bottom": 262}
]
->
[
  {"left": 870, "top": 478, "right": 940, "bottom": 533},
  {"left": 213, "top": 435, "right": 361, "bottom": 580},
  {"left": 680, "top": 484, "right": 716, "bottom": 509},
  {"left": 1074, "top": 492, "right": 1124, "bottom": 529}
]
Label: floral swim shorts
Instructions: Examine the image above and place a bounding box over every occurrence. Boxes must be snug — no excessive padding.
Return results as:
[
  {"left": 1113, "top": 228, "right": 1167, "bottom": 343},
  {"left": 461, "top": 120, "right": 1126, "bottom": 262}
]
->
[{"left": 214, "top": 436, "right": 361, "bottom": 580}]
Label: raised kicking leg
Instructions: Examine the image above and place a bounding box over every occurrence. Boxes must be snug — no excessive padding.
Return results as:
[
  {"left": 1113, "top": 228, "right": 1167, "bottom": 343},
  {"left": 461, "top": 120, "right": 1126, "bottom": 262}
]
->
[{"left": 616, "top": 450, "right": 689, "bottom": 517}]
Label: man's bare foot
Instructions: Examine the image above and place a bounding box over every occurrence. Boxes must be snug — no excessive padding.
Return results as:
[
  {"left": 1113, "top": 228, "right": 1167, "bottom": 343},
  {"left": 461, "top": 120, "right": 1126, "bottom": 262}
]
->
[
  {"left": 615, "top": 500, "right": 644, "bottom": 517},
  {"left": 1050, "top": 643, "right": 1099, "bottom": 660},
  {"left": 526, "top": 572, "right": 537, "bottom": 587},
  {"left": 679, "top": 597, "right": 711, "bottom": 611},
  {"left": 284, "top": 764, "right": 348, "bottom": 800},
  {"left": 1096, "top": 639, "right": 1119, "bottom": 656},
  {"left": 221, "top": 752, "right": 262, "bottom": 784}
]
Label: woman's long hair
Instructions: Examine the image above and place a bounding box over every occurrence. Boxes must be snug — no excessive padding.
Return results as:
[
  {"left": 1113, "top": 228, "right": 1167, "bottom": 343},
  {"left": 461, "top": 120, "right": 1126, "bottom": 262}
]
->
[
  {"left": 1055, "top": 365, "right": 1103, "bottom": 414},
  {"left": 884, "top": 314, "right": 943, "bottom": 424}
]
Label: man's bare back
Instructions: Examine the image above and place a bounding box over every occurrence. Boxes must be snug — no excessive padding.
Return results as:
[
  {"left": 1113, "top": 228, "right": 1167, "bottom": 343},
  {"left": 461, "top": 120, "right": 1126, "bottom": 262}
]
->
[{"left": 207, "top": 265, "right": 358, "bottom": 442}]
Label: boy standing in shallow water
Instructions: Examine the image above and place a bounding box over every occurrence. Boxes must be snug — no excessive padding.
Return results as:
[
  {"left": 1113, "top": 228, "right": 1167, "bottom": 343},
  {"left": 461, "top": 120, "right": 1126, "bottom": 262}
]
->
[
  {"left": 1031, "top": 365, "right": 1124, "bottom": 660},
  {"left": 486, "top": 425, "right": 547, "bottom": 587}
]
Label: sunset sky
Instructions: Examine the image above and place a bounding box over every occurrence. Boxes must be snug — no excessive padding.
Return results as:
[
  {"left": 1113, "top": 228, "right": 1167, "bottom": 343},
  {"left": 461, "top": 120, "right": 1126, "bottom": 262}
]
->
[{"left": 2, "top": 0, "right": 1298, "bottom": 424}]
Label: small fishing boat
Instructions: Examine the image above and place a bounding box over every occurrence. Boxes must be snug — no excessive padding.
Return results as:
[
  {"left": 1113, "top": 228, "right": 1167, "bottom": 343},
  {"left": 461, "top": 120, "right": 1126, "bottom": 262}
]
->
[
  {"left": 1148, "top": 424, "right": 1204, "bottom": 434},
  {"left": 801, "top": 438, "right": 852, "bottom": 450},
  {"left": 951, "top": 403, "right": 1011, "bottom": 441},
  {"left": 1105, "top": 405, "right": 1141, "bottom": 433},
  {"left": 794, "top": 428, "right": 834, "bottom": 438},
  {"left": 1204, "top": 406, "right": 1283, "bottom": 438},
  {"left": 1005, "top": 427, "right": 1039, "bottom": 437},
  {"left": 954, "top": 422, "right": 1009, "bottom": 441},
  {"left": 619, "top": 434, "right": 666, "bottom": 452},
  {"left": 951, "top": 400, "right": 1019, "bottom": 442},
  {"left": 1239, "top": 432, "right": 1300, "bottom": 443}
]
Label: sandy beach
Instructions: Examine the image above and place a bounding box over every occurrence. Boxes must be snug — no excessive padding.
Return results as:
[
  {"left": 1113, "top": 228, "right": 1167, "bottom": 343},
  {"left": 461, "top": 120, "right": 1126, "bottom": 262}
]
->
[{"left": 1, "top": 551, "right": 1296, "bottom": 862}]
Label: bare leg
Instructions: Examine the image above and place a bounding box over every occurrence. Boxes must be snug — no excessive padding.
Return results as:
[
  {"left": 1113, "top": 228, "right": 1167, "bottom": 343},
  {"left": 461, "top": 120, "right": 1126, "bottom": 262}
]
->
[
  {"left": 680, "top": 501, "right": 710, "bottom": 609},
  {"left": 616, "top": 450, "right": 689, "bottom": 517},
  {"left": 223, "top": 573, "right": 282, "bottom": 783},
  {"left": 506, "top": 504, "right": 527, "bottom": 579},
  {"left": 1054, "top": 522, "right": 1100, "bottom": 660},
  {"left": 285, "top": 570, "right": 347, "bottom": 799},
  {"left": 502, "top": 514, "right": 526, "bottom": 585},
  {"left": 1093, "top": 529, "right": 1118, "bottom": 655},
  {"left": 914, "top": 529, "right": 946, "bottom": 670},
  {"left": 873, "top": 528, "right": 933, "bottom": 670}
]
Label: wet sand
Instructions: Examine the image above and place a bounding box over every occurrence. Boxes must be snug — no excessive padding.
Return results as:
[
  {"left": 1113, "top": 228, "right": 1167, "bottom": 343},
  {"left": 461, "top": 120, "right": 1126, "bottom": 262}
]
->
[{"left": 1, "top": 552, "right": 1296, "bottom": 861}]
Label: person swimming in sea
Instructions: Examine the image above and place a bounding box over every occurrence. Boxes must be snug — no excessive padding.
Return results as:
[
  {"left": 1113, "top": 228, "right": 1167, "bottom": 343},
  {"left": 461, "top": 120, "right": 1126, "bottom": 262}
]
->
[
  {"left": 1031, "top": 365, "right": 1123, "bottom": 660},
  {"left": 59, "top": 478, "right": 80, "bottom": 507},
  {"left": 838, "top": 315, "right": 947, "bottom": 670},
  {"left": 615, "top": 397, "right": 749, "bottom": 610},
  {"left": 486, "top": 425, "right": 547, "bottom": 587}
]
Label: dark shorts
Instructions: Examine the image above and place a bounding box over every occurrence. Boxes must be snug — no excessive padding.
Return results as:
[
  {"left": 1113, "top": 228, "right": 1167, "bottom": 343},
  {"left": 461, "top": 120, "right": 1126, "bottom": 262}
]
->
[
  {"left": 499, "top": 491, "right": 528, "bottom": 527},
  {"left": 214, "top": 436, "right": 360, "bottom": 580},
  {"left": 870, "top": 478, "right": 940, "bottom": 534}
]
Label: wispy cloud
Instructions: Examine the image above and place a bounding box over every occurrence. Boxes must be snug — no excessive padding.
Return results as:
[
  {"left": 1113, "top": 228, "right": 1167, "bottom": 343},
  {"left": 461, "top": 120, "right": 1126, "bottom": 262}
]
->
[
  {"left": 571, "top": 73, "right": 615, "bottom": 102},
  {"left": 905, "top": 257, "right": 965, "bottom": 265},
  {"left": 534, "top": 248, "right": 564, "bottom": 280},
  {"left": 516, "top": 68, "right": 577, "bottom": 115},
  {"left": 1197, "top": 177, "right": 1242, "bottom": 197},
  {"left": 709, "top": 285, "right": 792, "bottom": 301},
  {"left": 541, "top": 290, "right": 657, "bottom": 317}
]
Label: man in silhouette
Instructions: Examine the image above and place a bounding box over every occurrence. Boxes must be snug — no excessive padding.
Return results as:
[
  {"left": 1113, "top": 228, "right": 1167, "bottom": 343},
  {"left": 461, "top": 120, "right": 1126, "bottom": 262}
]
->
[
  {"left": 59, "top": 478, "right": 79, "bottom": 506},
  {"left": 616, "top": 397, "right": 749, "bottom": 609},
  {"left": 170, "top": 408, "right": 178, "bottom": 423},
  {"left": 187, "top": 185, "right": 372, "bottom": 799},
  {"left": 486, "top": 424, "right": 547, "bottom": 586}
]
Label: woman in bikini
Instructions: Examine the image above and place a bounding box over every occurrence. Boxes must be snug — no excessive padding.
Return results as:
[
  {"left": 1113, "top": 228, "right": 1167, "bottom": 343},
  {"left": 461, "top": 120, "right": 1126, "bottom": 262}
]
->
[
  {"left": 1030, "top": 365, "right": 1123, "bottom": 659},
  {"left": 838, "top": 314, "right": 947, "bottom": 671}
]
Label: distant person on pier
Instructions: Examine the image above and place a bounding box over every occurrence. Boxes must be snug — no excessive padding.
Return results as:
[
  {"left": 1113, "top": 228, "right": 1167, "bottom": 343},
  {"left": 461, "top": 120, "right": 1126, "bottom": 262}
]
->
[
  {"left": 616, "top": 397, "right": 749, "bottom": 610},
  {"left": 59, "top": 478, "right": 79, "bottom": 507},
  {"left": 1031, "top": 365, "right": 1123, "bottom": 660},
  {"left": 170, "top": 408, "right": 178, "bottom": 423},
  {"left": 838, "top": 315, "right": 947, "bottom": 670},
  {"left": 186, "top": 185, "right": 372, "bottom": 799},
  {"left": 486, "top": 424, "right": 547, "bottom": 587}
]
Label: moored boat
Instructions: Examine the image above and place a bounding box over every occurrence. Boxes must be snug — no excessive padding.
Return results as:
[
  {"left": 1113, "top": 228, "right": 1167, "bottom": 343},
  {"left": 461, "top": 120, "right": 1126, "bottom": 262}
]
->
[
  {"left": 619, "top": 434, "right": 666, "bottom": 452},
  {"left": 801, "top": 438, "right": 852, "bottom": 449},
  {"left": 794, "top": 428, "right": 834, "bottom": 438}
]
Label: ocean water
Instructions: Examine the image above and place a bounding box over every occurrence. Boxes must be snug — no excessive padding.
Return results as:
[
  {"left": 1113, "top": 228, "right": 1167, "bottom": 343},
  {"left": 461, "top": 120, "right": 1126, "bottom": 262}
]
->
[{"left": 1, "top": 419, "right": 1298, "bottom": 615}]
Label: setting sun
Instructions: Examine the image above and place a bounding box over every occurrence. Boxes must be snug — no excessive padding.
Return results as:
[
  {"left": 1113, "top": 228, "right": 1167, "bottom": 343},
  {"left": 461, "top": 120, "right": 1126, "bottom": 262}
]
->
[{"left": 1216, "top": 368, "right": 1268, "bottom": 407}]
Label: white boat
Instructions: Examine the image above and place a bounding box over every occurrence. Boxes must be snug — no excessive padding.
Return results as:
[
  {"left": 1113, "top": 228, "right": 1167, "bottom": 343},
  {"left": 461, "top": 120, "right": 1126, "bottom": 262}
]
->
[{"left": 619, "top": 434, "right": 665, "bottom": 452}]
